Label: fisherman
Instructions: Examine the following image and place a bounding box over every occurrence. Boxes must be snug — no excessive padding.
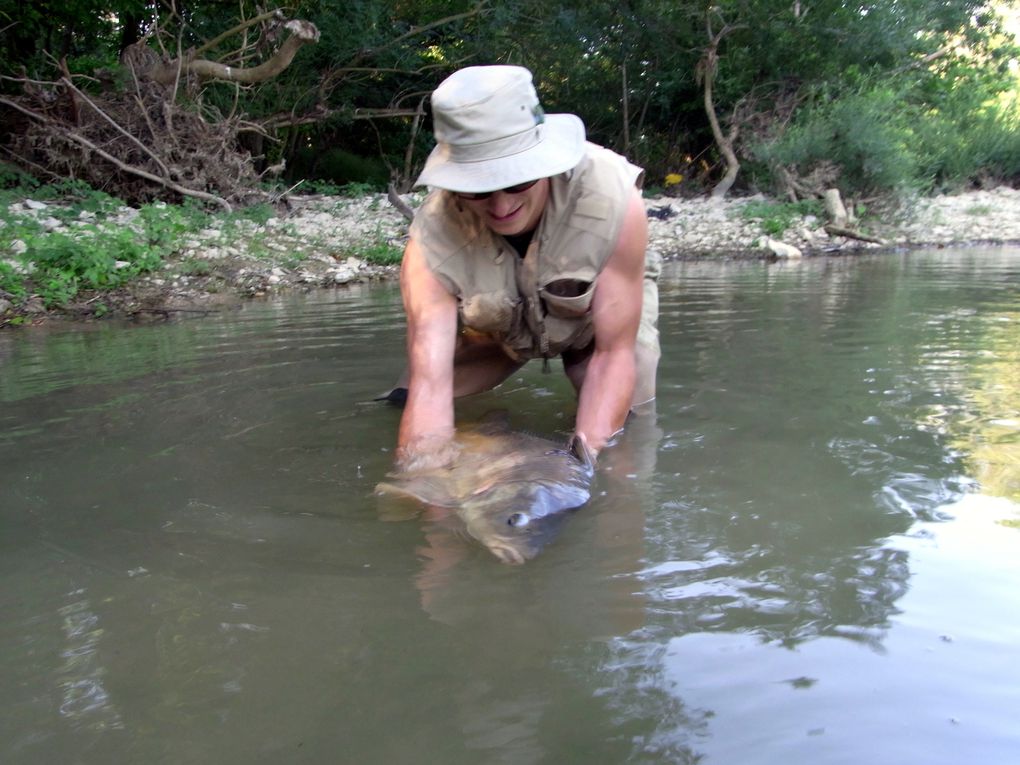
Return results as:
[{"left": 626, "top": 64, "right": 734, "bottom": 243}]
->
[{"left": 390, "top": 65, "right": 660, "bottom": 472}]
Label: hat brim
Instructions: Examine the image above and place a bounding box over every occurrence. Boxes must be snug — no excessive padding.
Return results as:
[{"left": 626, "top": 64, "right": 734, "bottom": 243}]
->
[{"left": 415, "top": 114, "right": 586, "bottom": 193}]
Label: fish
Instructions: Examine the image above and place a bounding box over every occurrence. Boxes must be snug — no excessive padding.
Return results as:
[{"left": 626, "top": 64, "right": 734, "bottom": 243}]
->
[{"left": 375, "top": 416, "right": 594, "bottom": 564}]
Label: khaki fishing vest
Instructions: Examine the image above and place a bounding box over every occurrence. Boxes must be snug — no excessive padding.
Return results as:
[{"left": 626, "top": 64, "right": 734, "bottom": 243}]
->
[{"left": 410, "top": 143, "right": 644, "bottom": 360}]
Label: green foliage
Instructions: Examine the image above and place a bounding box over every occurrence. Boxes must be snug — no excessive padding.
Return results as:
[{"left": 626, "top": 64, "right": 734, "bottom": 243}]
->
[
  {"left": 0, "top": 260, "right": 27, "bottom": 300},
  {"left": 754, "top": 87, "right": 922, "bottom": 195},
  {"left": 739, "top": 199, "right": 823, "bottom": 237},
  {"left": 754, "top": 63, "right": 1020, "bottom": 196},
  {"left": 0, "top": 164, "right": 40, "bottom": 191},
  {"left": 0, "top": 185, "right": 208, "bottom": 308},
  {"left": 289, "top": 147, "right": 389, "bottom": 190},
  {"left": 1, "top": 0, "right": 1016, "bottom": 201},
  {"left": 349, "top": 230, "right": 403, "bottom": 265}
]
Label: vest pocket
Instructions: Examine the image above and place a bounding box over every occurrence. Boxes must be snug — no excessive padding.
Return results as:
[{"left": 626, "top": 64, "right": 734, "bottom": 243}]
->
[
  {"left": 540, "top": 279, "right": 595, "bottom": 319},
  {"left": 460, "top": 291, "right": 521, "bottom": 336}
]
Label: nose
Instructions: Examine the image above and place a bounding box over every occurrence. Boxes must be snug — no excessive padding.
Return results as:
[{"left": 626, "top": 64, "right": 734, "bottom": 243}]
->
[{"left": 486, "top": 190, "right": 518, "bottom": 216}]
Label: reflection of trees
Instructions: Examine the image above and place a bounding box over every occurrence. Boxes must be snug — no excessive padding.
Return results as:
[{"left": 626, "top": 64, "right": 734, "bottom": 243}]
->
[
  {"left": 941, "top": 308, "right": 1019, "bottom": 501},
  {"left": 579, "top": 253, "right": 1020, "bottom": 757}
]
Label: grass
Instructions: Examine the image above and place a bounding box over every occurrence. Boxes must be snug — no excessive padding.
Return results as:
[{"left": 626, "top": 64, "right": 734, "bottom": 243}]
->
[
  {"left": 350, "top": 237, "right": 404, "bottom": 265},
  {"left": 739, "top": 199, "right": 824, "bottom": 236},
  {"left": 0, "top": 178, "right": 405, "bottom": 318}
]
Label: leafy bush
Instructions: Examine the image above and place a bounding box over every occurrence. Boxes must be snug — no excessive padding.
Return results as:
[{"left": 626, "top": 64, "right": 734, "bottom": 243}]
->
[
  {"left": 753, "top": 71, "right": 1020, "bottom": 198},
  {"left": 913, "top": 98, "right": 1020, "bottom": 188},
  {"left": 754, "top": 87, "right": 922, "bottom": 196},
  {"left": 289, "top": 147, "right": 389, "bottom": 190}
]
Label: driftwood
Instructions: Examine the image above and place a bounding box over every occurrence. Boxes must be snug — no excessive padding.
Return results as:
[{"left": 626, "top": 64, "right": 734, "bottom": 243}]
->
[
  {"left": 823, "top": 224, "right": 886, "bottom": 245},
  {"left": 822, "top": 188, "right": 886, "bottom": 245}
]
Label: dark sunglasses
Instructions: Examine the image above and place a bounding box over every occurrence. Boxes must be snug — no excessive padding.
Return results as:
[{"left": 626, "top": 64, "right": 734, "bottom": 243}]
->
[{"left": 455, "top": 179, "right": 540, "bottom": 200}]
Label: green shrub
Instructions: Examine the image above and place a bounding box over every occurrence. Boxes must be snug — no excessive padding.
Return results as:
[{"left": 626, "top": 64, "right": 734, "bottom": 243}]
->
[
  {"left": 0, "top": 260, "right": 27, "bottom": 300},
  {"left": 290, "top": 147, "right": 389, "bottom": 190},
  {"left": 754, "top": 87, "right": 921, "bottom": 197},
  {"left": 754, "top": 74, "right": 1020, "bottom": 197},
  {"left": 739, "top": 199, "right": 823, "bottom": 236}
]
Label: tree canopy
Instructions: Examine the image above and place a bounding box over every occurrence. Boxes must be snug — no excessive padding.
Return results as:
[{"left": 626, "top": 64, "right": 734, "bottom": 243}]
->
[{"left": 1, "top": 0, "right": 1017, "bottom": 202}]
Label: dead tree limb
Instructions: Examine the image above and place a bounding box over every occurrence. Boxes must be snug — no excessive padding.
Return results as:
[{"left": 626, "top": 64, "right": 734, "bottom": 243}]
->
[
  {"left": 824, "top": 225, "right": 886, "bottom": 245},
  {"left": 148, "top": 19, "right": 319, "bottom": 85},
  {"left": 0, "top": 95, "right": 232, "bottom": 210},
  {"left": 698, "top": 15, "right": 746, "bottom": 200},
  {"left": 60, "top": 77, "right": 170, "bottom": 177}
]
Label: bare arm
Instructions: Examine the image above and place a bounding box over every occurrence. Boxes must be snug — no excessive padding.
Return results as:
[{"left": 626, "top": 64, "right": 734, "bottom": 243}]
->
[
  {"left": 573, "top": 189, "right": 648, "bottom": 457},
  {"left": 396, "top": 236, "right": 459, "bottom": 470}
]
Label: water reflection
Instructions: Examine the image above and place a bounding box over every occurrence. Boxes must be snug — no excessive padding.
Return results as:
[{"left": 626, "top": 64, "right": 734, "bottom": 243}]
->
[
  {"left": 1, "top": 250, "right": 1018, "bottom": 764},
  {"left": 57, "top": 592, "right": 123, "bottom": 731}
]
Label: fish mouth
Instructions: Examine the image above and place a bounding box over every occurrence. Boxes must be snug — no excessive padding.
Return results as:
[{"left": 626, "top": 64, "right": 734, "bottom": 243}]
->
[{"left": 484, "top": 541, "right": 528, "bottom": 565}]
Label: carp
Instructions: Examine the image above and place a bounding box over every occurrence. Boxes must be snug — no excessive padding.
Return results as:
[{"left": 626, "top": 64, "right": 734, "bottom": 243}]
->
[{"left": 375, "top": 417, "right": 594, "bottom": 564}]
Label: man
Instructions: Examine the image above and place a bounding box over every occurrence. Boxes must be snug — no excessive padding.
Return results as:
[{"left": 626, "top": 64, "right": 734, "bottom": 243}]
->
[{"left": 393, "top": 65, "right": 660, "bottom": 471}]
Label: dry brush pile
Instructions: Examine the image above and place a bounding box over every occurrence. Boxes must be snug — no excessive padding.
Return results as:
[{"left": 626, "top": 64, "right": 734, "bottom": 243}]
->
[{"left": 0, "top": 12, "right": 320, "bottom": 210}]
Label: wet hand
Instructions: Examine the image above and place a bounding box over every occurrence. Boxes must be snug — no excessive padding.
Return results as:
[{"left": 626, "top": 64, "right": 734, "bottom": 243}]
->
[{"left": 395, "top": 432, "right": 462, "bottom": 474}]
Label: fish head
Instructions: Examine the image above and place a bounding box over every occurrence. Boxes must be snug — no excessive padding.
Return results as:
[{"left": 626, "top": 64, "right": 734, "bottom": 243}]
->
[{"left": 458, "top": 479, "right": 591, "bottom": 564}]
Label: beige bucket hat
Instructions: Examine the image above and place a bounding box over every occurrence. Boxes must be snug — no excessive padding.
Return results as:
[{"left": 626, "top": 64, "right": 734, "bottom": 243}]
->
[{"left": 415, "top": 65, "right": 586, "bottom": 193}]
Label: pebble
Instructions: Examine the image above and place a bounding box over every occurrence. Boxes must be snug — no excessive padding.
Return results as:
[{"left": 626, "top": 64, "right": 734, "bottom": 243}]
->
[{"left": 4, "top": 187, "right": 1018, "bottom": 317}]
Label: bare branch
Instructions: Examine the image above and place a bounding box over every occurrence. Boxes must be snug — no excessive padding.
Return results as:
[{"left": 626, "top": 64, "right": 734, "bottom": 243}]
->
[
  {"left": 192, "top": 8, "right": 285, "bottom": 58},
  {"left": 2, "top": 94, "right": 232, "bottom": 209},
  {"left": 149, "top": 20, "right": 319, "bottom": 85},
  {"left": 60, "top": 77, "right": 171, "bottom": 177}
]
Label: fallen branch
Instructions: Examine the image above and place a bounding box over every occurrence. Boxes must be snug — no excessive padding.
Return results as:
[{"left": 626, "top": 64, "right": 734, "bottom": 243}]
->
[
  {"left": 60, "top": 77, "right": 171, "bottom": 177},
  {"left": 0, "top": 95, "right": 232, "bottom": 210},
  {"left": 148, "top": 19, "right": 319, "bottom": 85},
  {"left": 823, "top": 225, "right": 886, "bottom": 245},
  {"left": 821, "top": 187, "right": 884, "bottom": 245}
]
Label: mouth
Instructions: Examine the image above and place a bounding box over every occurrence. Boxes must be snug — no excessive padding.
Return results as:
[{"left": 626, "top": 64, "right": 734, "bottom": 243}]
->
[
  {"left": 485, "top": 541, "right": 527, "bottom": 565},
  {"left": 488, "top": 206, "right": 522, "bottom": 223}
]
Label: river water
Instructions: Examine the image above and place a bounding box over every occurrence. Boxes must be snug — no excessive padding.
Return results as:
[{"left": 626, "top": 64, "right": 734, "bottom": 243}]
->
[{"left": 1, "top": 247, "right": 1018, "bottom": 764}]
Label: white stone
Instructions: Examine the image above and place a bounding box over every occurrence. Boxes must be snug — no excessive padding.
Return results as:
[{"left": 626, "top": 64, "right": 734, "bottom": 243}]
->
[
  {"left": 11, "top": 239, "right": 27, "bottom": 255},
  {"left": 329, "top": 267, "right": 356, "bottom": 284},
  {"left": 761, "top": 236, "right": 803, "bottom": 259},
  {"left": 24, "top": 199, "right": 47, "bottom": 210}
]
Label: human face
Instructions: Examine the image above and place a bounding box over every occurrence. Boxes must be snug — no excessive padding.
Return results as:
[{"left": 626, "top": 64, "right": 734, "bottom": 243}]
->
[{"left": 457, "top": 178, "right": 550, "bottom": 237}]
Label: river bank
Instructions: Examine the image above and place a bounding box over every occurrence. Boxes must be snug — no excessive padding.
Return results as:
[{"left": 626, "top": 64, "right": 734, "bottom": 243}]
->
[{"left": 2, "top": 185, "right": 1019, "bottom": 324}]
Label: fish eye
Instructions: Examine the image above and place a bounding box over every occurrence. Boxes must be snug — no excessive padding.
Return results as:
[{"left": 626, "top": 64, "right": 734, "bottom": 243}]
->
[{"left": 507, "top": 512, "right": 530, "bottom": 528}]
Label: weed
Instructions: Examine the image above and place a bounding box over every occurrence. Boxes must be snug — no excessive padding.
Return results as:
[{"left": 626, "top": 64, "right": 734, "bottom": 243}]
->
[
  {"left": 179, "top": 258, "right": 214, "bottom": 277},
  {"left": 351, "top": 237, "right": 403, "bottom": 265},
  {"left": 339, "top": 181, "right": 379, "bottom": 197},
  {"left": 301, "top": 179, "right": 346, "bottom": 195},
  {"left": 739, "top": 199, "right": 823, "bottom": 236},
  {"left": 964, "top": 204, "right": 993, "bottom": 216},
  {"left": 0, "top": 260, "right": 27, "bottom": 300}
]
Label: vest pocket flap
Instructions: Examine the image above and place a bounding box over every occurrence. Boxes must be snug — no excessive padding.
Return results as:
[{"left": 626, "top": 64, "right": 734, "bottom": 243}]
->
[
  {"left": 461, "top": 292, "right": 521, "bottom": 334},
  {"left": 540, "top": 279, "right": 595, "bottom": 319},
  {"left": 574, "top": 197, "right": 611, "bottom": 220}
]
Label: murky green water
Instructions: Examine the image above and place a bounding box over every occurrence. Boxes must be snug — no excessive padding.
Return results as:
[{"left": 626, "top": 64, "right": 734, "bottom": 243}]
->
[{"left": 1, "top": 248, "right": 1018, "bottom": 764}]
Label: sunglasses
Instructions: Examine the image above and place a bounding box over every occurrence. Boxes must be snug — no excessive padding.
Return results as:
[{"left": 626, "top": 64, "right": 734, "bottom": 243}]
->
[{"left": 455, "top": 179, "right": 540, "bottom": 200}]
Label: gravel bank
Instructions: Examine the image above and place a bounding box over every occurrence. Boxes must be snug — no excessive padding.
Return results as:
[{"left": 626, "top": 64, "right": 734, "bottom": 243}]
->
[{"left": 3, "top": 186, "right": 1019, "bottom": 323}]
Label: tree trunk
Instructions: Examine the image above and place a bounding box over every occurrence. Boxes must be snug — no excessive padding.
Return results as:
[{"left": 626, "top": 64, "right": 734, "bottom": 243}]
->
[
  {"left": 703, "top": 66, "right": 740, "bottom": 199},
  {"left": 700, "top": 20, "right": 742, "bottom": 200}
]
